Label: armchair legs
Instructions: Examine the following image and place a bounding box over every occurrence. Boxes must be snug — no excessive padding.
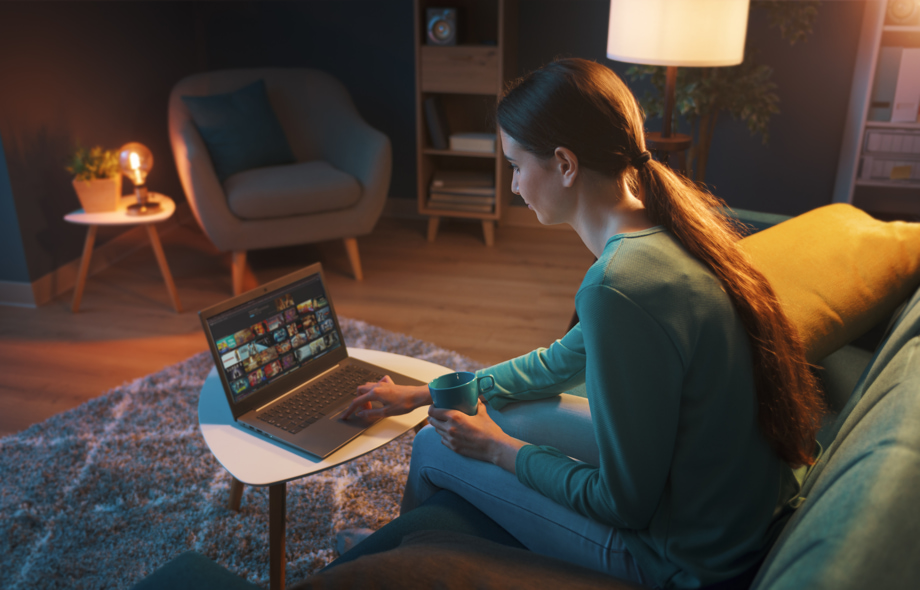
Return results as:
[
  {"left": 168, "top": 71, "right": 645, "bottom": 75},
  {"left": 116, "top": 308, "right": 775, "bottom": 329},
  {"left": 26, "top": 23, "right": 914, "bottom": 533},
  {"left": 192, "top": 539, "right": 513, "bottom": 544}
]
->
[
  {"left": 344, "top": 237, "right": 363, "bottom": 281},
  {"left": 230, "top": 240, "right": 361, "bottom": 297}
]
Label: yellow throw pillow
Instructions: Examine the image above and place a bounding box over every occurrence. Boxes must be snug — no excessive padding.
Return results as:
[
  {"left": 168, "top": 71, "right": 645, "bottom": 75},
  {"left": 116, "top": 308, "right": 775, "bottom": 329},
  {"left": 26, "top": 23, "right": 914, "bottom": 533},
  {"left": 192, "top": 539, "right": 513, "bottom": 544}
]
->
[{"left": 738, "top": 204, "right": 920, "bottom": 363}]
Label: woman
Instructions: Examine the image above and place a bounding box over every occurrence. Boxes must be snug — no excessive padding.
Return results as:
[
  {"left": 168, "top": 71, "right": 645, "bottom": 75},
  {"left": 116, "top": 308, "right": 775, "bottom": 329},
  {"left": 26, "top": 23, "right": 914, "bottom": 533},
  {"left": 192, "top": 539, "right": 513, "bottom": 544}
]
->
[{"left": 342, "top": 58, "right": 824, "bottom": 589}]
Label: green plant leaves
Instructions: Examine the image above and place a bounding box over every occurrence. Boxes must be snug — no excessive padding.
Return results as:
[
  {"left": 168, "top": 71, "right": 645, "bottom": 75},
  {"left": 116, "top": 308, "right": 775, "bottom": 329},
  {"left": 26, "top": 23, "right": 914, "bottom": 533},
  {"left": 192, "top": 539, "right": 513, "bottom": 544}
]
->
[{"left": 66, "top": 146, "right": 120, "bottom": 181}]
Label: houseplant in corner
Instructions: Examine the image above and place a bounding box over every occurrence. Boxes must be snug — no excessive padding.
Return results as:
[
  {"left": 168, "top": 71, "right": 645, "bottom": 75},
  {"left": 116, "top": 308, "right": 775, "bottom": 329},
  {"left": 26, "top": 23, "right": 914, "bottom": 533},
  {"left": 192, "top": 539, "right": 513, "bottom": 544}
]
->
[{"left": 66, "top": 146, "right": 122, "bottom": 213}]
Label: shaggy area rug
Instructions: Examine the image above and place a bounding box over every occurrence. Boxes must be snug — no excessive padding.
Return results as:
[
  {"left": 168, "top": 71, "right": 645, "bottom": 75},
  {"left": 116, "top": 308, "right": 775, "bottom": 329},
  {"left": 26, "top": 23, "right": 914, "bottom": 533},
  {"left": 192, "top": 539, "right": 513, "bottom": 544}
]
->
[{"left": 0, "top": 318, "right": 486, "bottom": 590}]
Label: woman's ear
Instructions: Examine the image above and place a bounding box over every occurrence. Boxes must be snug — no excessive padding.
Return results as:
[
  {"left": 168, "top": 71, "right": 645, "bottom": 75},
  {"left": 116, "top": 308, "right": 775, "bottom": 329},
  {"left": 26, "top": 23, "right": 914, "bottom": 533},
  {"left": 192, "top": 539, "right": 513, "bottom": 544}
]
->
[{"left": 553, "top": 147, "right": 578, "bottom": 188}]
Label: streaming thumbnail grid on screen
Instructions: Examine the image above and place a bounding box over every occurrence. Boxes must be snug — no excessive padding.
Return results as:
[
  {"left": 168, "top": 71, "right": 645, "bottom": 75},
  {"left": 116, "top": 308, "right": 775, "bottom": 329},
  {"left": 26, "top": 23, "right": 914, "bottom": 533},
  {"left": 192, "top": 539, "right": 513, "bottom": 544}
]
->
[{"left": 208, "top": 279, "right": 340, "bottom": 403}]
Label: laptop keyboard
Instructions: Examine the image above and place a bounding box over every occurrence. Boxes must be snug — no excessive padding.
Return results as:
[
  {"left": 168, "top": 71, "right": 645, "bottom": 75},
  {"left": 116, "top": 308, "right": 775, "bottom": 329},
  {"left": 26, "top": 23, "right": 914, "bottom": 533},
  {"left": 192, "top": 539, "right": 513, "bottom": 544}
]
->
[{"left": 257, "top": 365, "right": 384, "bottom": 434}]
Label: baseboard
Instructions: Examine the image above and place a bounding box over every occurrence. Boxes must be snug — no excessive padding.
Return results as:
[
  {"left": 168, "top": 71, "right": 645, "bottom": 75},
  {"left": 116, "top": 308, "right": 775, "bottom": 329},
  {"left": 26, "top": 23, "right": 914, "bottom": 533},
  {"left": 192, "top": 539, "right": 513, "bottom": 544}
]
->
[
  {"left": 0, "top": 280, "right": 37, "bottom": 308},
  {"left": 383, "top": 197, "right": 425, "bottom": 220},
  {"left": 4, "top": 202, "right": 195, "bottom": 308}
]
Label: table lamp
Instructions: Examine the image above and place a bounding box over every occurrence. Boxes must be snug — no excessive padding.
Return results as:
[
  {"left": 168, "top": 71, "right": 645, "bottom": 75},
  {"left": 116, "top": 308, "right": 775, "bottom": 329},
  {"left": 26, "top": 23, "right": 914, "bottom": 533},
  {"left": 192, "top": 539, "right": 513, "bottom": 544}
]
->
[
  {"left": 607, "top": 0, "right": 750, "bottom": 172},
  {"left": 118, "top": 142, "right": 161, "bottom": 215}
]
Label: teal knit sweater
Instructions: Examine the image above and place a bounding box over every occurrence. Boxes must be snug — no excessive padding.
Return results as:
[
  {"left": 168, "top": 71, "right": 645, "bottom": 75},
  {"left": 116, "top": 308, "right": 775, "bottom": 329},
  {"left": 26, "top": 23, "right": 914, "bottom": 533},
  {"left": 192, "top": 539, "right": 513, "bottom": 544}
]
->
[{"left": 478, "top": 227, "right": 796, "bottom": 589}]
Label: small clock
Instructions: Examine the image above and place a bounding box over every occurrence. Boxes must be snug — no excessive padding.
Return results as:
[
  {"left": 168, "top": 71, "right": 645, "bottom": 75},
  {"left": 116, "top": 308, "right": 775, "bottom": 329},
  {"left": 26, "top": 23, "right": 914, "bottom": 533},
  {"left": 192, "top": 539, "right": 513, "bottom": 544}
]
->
[
  {"left": 887, "top": 0, "right": 920, "bottom": 25},
  {"left": 427, "top": 8, "right": 457, "bottom": 46}
]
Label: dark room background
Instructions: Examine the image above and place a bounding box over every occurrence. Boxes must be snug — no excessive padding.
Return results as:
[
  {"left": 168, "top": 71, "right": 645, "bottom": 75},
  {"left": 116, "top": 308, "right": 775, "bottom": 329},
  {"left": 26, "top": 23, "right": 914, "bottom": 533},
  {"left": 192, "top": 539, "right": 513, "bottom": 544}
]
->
[{"left": 0, "top": 0, "right": 864, "bottom": 287}]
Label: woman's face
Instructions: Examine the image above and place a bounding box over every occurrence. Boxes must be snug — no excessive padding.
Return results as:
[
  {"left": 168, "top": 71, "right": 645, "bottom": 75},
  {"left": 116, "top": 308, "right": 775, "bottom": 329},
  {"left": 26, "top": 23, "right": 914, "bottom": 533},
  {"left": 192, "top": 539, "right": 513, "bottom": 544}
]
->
[{"left": 500, "top": 129, "right": 569, "bottom": 225}]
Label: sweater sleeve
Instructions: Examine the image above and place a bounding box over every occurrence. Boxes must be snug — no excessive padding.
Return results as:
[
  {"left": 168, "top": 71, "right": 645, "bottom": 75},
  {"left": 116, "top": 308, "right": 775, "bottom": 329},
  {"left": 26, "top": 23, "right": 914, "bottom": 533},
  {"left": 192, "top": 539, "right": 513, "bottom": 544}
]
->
[
  {"left": 477, "top": 323, "right": 588, "bottom": 410},
  {"left": 515, "top": 284, "right": 685, "bottom": 529}
]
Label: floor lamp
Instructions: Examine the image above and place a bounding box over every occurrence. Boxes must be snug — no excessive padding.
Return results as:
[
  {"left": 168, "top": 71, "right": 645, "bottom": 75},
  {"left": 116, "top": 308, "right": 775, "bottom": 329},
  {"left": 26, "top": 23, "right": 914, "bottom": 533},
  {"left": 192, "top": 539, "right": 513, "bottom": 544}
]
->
[{"left": 607, "top": 0, "right": 750, "bottom": 175}]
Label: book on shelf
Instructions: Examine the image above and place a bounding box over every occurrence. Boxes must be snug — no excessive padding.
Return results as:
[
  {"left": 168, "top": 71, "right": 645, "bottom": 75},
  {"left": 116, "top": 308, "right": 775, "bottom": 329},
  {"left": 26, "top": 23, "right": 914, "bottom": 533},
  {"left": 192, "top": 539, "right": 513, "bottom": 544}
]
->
[
  {"left": 424, "top": 96, "right": 449, "bottom": 150},
  {"left": 429, "top": 192, "right": 496, "bottom": 206},
  {"left": 892, "top": 48, "right": 920, "bottom": 123},
  {"left": 449, "top": 132, "right": 496, "bottom": 153},
  {"left": 864, "top": 129, "right": 920, "bottom": 155},
  {"left": 430, "top": 170, "right": 495, "bottom": 193},
  {"left": 427, "top": 199, "right": 495, "bottom": 213},
  {"left": 860, "top": 156, "right": 920, "bottom": 181}
]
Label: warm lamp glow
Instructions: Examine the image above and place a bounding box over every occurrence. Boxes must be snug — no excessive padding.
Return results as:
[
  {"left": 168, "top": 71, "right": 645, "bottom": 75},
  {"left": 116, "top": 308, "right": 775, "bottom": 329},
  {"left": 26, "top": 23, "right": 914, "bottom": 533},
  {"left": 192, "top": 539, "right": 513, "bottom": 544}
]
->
[
  {"left": 117, "top": 142, "right": 159, "bottom": 215},
  {"left": 118, "top": 142, "right": 154, "bottom": 187},
  {"left": 607, "top": 0, "right": 750, "bottom": 67}
]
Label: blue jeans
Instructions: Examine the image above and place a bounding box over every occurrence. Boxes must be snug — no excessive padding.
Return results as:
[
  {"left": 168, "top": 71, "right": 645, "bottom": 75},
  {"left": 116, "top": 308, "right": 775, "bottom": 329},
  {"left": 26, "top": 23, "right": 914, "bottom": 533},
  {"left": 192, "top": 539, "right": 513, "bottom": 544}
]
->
[{"left": 401, "top": 394, "right": 656, "bottom": 588}]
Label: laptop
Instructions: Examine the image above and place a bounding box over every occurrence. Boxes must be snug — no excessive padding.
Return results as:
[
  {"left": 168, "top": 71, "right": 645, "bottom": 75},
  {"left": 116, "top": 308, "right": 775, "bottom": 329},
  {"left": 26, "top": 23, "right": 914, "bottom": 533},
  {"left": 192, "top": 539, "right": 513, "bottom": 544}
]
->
[{"left": 198, "top": 262, "right": 425, "bottom": 459}]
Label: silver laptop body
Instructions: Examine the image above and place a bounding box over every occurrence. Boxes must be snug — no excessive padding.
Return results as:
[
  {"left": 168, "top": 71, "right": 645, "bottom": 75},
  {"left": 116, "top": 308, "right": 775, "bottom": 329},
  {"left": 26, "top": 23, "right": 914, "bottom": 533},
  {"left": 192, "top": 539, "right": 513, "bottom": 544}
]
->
[{"left": 199, "top": 262, "right": 424, "bottom": 459}]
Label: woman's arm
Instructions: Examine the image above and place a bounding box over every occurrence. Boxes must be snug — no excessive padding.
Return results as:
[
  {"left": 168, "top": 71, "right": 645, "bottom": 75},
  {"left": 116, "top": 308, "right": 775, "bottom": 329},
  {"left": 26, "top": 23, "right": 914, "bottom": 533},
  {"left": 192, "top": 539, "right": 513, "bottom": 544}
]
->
[{"left": 481, "top": 323, "right": 589, "bottom": 410}]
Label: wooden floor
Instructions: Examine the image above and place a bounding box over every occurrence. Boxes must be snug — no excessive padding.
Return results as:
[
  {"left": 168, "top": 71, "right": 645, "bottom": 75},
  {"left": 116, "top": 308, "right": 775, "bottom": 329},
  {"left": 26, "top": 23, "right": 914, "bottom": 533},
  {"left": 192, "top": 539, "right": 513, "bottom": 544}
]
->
[{"left": 0, "top": 215, "right": 593, "bottom": 437}]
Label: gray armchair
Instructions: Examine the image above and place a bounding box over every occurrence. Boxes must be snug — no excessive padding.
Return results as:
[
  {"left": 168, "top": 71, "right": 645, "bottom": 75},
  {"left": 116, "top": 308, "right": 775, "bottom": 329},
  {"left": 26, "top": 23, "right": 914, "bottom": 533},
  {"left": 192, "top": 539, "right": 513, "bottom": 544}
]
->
[{"left": 168, "top": 68, "right": 391, "bottom": 294}]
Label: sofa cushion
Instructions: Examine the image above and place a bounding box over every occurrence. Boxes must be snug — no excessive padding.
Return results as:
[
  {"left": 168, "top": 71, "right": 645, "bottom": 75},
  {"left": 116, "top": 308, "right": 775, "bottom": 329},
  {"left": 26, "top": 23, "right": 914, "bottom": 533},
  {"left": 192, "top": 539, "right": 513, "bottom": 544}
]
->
[
  {"left": 750, "top": 334, "right": 920, "bottom": 590},
  {"left": 224, "top": 160, "right": 362, "bottom": 220},
  {"left": 738, "top": 203, "right": 920, "bottom": 363},
  {"left": 130, "top": 551, "right": 259, "bottom": 590},
  {"left": 293, "top": 530, "right": 647, "bottom": 590},
  {"left": 181, "top": 79, "right": 295, "bottom": 183}
]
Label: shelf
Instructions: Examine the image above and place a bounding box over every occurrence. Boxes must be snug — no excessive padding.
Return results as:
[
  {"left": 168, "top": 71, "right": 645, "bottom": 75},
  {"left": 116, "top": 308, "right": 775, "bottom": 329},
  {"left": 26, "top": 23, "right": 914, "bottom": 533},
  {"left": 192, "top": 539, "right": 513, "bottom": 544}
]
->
[
  {"left": 423, "top": 148, "right": 497, "bottom": 158},
  {"left": 855, "top": 179, "right": 920, "bottom": 189},
  {"left": 883, "top": 25, "right": 920, "bottom": 33},
  {"left": 414, "top": 0, "right": 517, "bottom": 245},
  {"left": 865, "top": 121, "right": 920, "bottom": 129}
]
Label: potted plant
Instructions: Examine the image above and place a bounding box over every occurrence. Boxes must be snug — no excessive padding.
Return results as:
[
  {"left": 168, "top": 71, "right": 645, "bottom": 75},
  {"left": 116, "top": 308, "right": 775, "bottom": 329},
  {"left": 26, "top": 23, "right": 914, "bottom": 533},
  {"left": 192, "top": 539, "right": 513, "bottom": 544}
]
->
[{"left": 66, "top": 146, "right": 122, "bottom": 213}]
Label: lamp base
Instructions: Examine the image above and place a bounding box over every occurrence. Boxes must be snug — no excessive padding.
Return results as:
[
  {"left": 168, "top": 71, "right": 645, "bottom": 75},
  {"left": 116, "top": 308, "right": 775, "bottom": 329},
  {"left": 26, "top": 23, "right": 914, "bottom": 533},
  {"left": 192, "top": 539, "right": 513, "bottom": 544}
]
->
[{"left": 126, "top": 201, "right": 162, "bottom": 216}]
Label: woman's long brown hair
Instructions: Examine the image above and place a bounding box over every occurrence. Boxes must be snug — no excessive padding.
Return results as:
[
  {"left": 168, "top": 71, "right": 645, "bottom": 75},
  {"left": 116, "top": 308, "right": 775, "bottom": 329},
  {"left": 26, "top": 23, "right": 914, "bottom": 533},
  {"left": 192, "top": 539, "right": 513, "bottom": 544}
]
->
[{"left": 497, "top": 58, "right": 825, "bottom": 467}]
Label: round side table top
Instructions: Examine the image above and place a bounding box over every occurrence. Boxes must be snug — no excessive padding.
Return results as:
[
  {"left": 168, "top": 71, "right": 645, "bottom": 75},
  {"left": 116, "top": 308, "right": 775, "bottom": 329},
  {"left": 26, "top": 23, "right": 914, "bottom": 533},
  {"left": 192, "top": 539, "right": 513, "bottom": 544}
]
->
[
  {"left": 198, "top": 348, "right": 451, "bottom": 486},
  {"left": 64, "top": 193, "right": 175, "bottom": 226}
]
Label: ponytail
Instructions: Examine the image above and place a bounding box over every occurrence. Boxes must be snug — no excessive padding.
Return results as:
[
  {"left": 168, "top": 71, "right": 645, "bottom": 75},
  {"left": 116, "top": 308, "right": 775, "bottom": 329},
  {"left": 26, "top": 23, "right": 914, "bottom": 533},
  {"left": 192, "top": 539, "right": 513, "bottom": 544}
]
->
[{"left": 636, "top": 160, "right": 825, "bottom": 467}]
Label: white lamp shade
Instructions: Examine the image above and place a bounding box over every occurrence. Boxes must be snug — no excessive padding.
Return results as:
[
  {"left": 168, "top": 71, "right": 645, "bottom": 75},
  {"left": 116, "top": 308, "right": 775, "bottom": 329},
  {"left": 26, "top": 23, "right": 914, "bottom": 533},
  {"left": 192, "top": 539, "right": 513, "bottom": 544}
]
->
[{"left": 607, "top": 0, "right": 750, "bottom": 67}]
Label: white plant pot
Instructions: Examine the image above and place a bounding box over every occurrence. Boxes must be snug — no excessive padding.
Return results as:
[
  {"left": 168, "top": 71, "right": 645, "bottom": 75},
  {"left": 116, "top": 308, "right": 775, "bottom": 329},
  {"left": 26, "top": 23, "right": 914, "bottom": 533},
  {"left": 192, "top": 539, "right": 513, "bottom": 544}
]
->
[{"left": 72, "top": 176, "right": 122, "bottom": 213}]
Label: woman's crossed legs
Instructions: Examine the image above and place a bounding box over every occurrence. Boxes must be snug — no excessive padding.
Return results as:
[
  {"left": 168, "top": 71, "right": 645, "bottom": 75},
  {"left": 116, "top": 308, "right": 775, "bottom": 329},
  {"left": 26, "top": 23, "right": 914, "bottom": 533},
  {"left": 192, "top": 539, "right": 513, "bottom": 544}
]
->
[{"left": 401, "top": 394, "right": 654, "bottom": 587}]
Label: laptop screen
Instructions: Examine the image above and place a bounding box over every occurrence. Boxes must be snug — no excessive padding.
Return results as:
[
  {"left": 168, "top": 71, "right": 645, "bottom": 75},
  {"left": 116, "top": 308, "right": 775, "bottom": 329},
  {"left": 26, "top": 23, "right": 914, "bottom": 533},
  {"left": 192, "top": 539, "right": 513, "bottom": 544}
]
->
[{"left": 205, "top": 272, "right": 342, "bottom": 403}]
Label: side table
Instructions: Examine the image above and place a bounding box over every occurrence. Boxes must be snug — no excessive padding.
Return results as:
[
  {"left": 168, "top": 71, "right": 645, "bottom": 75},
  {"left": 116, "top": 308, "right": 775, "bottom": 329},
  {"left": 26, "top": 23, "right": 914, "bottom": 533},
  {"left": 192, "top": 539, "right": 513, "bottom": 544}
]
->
[
  {"left": 198, "top": 348, "right": 451, "bottom": 590},
  {"left": 64, "top": 193, "right": 182, "bottom": 313}
]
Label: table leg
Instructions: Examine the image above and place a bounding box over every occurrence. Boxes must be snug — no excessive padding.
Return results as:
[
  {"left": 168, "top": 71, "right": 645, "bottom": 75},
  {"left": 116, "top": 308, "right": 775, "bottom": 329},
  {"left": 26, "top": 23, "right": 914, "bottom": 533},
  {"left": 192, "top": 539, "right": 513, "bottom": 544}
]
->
[
  {"left": 228, "top": 476, "right": 245, "bottom": 512},
  {"left": 270, "top": 482, "right": 287, "bottom": 590},
  {"left": 481, "top": 220, "right": 495, "bottom": 247},
  {"left": 71, "top": 225, "right": 98, "bottom": 313},
  {"left": 145, "top": 224, "right": 183, "bottom": 313},
  {"left": 427, "top": 216, "right": 440, "bottom": 242}
]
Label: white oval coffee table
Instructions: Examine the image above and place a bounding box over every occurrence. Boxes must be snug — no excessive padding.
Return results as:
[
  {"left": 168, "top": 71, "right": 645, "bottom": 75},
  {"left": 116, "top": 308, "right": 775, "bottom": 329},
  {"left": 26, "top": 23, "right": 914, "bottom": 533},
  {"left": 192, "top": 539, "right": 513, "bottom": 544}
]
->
[{"left": 198, "top": 347, "right": 452, "bottom": 590}]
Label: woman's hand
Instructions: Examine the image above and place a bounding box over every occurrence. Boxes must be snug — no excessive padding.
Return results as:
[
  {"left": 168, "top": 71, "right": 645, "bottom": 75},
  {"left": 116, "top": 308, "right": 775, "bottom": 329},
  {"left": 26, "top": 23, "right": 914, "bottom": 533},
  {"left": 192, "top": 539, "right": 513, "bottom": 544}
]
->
[
  {"left": 427, "top": 397, "right": 526, "bottom": 473},
  {"left": 342, "top": 375, "right": 431, "bottom": 421}
]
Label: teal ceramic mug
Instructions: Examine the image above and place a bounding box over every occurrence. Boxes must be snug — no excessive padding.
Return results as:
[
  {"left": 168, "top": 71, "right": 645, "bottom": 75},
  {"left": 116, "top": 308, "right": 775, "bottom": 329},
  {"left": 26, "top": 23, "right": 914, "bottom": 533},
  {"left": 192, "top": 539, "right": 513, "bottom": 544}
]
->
[{"left": 428, "top": 371, "right": 495, "bottom": 416}]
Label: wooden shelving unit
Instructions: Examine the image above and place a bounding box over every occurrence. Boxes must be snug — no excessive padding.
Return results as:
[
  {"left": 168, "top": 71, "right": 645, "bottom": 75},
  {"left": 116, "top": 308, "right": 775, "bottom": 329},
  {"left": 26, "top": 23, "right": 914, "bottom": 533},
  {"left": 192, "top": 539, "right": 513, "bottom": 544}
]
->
[
  {"left": 834, "top": 1, "right": 920, "bottom": 217},
  {"left": 413, "top": 0, "right": 518, "bottom": 245}
]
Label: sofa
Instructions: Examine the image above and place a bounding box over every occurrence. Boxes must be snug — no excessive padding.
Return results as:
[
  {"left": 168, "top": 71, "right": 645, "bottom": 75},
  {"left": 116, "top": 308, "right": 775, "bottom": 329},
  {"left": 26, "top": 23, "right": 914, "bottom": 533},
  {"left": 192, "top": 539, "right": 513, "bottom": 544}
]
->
[{"left": 132, "top": 204, "right": 920, "bottom": 590}]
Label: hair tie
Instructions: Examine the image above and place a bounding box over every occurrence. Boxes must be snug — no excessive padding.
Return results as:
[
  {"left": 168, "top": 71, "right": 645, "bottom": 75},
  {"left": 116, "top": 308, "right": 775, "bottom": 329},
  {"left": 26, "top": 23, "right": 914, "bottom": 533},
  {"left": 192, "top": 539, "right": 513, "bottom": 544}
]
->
[{"left": 632, "top": 151, "right": 652, "bottom": 169}]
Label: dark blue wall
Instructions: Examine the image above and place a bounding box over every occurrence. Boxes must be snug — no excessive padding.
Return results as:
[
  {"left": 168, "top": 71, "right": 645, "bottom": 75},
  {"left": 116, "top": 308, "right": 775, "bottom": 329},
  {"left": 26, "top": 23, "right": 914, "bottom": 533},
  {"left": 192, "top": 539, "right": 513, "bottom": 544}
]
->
[
  {"left": 0, "top": 1, "right": 199, "bottom": 282},
  {"left": 196, "top": 1, "right": 416, "bottom": 207},
  {"left": 0, "top": 136, "right": 31, "bottom": 283},
  {"left": 0, "top": 1, "right": 866, "bottom": 284},
  {"left": 518, "top": 0, "right": 863, "bottom": 216}
]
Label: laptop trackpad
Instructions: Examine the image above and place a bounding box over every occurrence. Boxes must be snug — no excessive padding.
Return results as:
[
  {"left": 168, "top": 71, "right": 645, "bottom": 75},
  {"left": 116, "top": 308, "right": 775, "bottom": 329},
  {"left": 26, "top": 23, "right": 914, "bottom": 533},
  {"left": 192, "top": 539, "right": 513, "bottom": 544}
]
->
[{"left": 327, "top": 400, "right": 382, "bottom": 424}]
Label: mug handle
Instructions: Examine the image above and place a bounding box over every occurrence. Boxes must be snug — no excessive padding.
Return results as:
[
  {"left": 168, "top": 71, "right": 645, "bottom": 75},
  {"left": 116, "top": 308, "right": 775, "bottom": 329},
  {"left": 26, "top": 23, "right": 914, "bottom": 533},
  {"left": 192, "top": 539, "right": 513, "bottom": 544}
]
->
[{"left": 478, "top": 375, "right": 495, "bottom": 394}]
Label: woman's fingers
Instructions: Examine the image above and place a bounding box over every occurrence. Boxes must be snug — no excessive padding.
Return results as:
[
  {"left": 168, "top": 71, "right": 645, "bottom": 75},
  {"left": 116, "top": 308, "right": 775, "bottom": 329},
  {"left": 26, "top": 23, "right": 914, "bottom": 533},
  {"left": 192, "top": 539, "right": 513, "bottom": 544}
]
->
[{"left": 342, "top": 391, "right": 377, "bottom": 419}]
